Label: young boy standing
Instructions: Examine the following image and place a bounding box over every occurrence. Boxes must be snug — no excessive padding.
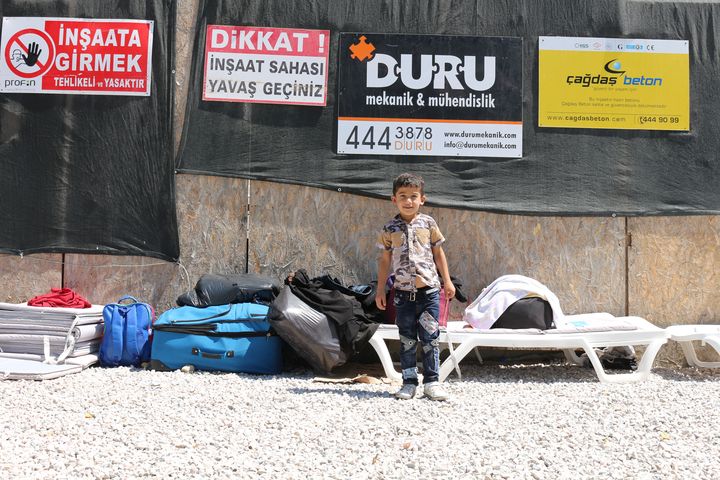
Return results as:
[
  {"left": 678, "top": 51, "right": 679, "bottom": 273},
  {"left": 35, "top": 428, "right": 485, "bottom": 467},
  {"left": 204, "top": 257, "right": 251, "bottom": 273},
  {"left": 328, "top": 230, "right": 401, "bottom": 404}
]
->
[{"left": 375, "top": 173, "right": 456, "bottom": 400}]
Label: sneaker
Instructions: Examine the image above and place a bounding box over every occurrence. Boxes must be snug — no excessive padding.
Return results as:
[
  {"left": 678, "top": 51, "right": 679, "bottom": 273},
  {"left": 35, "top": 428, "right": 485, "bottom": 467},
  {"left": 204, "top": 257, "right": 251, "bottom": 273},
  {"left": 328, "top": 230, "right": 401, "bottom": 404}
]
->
[
  {"left": 423, "top": 382, "right": 449, "bottom": 401},
  {"left": 393, "top": 383, "right": 417, "bottom": 400}
]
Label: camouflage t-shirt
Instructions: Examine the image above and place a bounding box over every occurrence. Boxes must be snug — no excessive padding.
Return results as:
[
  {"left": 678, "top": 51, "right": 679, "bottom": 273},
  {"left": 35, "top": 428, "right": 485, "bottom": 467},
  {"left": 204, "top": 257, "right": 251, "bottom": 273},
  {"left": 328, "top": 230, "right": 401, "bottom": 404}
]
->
[{"left": 377, "top": 213, "right": 445, "bottom": 292}]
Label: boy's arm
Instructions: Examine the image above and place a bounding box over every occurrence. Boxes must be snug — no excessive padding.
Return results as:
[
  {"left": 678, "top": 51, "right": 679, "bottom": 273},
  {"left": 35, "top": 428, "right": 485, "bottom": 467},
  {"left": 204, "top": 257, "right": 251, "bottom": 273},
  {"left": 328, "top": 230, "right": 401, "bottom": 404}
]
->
[
  {"left": 432, "top": 245, "right": 456, "bottom": 300},
  {"left": 375, "top": 249, "right": 392, "bottom": 310}
]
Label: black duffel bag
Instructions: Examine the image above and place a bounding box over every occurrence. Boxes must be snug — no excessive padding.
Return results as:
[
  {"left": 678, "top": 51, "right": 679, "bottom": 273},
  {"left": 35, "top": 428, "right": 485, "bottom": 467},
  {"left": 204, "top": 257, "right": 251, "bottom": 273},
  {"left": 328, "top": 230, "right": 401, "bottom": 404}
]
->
[
  {"left": 491, "top": 297, "right": 555, "bottom": 330},
  {"left": 177, "top": 273, "right": 281, "bottom": 307}
]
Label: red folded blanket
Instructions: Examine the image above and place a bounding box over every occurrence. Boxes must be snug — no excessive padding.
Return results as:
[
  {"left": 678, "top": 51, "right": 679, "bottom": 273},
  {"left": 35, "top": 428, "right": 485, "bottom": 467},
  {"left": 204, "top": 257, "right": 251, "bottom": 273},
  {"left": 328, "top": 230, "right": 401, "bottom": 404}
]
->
[{"left": 27, "top": 288, "right": 91, "bottom": 308}]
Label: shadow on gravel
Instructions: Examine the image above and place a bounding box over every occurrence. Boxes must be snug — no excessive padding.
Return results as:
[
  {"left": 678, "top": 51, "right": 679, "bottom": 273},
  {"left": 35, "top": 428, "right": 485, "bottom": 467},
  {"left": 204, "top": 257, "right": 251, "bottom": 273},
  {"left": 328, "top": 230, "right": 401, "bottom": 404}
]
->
[
  {"left": 651, "top": 367, "right": 720, "bottom": 382},
  {"left": 287, "top": 386, "right": 392, "bottom": 399},
  {"left": 443, "top": 363, "right": 720, "bottom": 384},
  {"left": 441, "top": 363, "right": 602, "bottom": 384},
  {"left": 289, "top": 360, "right": 719, "bottom": 386}
]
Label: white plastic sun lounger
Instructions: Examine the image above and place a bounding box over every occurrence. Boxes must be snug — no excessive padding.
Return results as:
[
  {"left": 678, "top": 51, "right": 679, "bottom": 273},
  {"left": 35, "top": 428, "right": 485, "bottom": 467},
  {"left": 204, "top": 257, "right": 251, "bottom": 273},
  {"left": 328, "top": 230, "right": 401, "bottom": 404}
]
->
[
  {"left": 666, "top": 325, "right": 720, "bottom": 368},
  {"left": 368, "top": 313, "right": 669, "bottom": 384}
]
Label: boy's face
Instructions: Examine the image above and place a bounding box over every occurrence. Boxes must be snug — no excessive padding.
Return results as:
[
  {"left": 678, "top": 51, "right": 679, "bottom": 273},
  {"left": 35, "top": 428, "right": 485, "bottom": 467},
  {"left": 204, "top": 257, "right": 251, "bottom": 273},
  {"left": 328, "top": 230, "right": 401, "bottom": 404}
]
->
[{"left": 392, "top": 186, "right": 425, "bottom": 221}]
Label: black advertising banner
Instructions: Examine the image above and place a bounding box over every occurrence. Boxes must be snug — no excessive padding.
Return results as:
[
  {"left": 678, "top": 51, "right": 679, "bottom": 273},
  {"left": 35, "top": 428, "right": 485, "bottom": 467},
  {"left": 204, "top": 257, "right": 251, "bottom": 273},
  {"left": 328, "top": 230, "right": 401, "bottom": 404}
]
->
[
  {"left": 337, "top": 33, "right": 522, "bottom": 157},
  {"left": 177, "top": 0, "right": 720, "bottom": 216},
  {"left": 0, "top": 0, "right": 178, "bottom": 261}
]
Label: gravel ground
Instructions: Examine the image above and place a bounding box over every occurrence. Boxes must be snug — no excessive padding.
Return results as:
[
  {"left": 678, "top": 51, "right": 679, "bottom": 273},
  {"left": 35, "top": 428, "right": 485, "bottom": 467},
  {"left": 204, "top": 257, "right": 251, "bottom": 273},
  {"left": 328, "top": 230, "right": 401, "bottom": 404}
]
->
[{"left": 1, "top": 361, "right": 719, "bottom": 480}]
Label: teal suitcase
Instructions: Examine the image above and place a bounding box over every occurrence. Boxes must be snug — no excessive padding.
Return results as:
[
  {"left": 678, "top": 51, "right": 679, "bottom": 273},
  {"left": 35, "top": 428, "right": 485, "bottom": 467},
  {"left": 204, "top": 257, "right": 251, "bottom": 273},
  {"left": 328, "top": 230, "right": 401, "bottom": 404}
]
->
[{"left": 151, "top": 303, "right": 282, "bottom": 374}]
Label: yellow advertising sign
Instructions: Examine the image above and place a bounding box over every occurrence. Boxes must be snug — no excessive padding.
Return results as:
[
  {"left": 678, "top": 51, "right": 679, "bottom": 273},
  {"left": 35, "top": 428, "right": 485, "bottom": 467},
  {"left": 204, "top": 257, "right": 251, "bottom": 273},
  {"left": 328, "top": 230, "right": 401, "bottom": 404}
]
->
[{"left": 539, "top": 37, "right": 689, "bottom": 130}]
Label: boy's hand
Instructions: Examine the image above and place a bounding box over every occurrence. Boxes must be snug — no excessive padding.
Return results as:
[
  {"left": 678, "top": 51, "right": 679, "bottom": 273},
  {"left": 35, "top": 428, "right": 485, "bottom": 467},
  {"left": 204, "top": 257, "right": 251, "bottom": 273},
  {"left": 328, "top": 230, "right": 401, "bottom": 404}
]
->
[
  {"left": 375, "top": 292, "right": 386, "bottom": 310},
  {"left": 444, "top": 282, "right": 456, "bottom": 301}
]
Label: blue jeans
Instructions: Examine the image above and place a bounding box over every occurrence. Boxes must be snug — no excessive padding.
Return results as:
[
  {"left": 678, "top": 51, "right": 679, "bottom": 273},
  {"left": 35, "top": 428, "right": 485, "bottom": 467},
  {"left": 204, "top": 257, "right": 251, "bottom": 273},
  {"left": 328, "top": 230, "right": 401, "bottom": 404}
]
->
[{"left": 394, "top": 287, "right": 441, "bottom": 385}]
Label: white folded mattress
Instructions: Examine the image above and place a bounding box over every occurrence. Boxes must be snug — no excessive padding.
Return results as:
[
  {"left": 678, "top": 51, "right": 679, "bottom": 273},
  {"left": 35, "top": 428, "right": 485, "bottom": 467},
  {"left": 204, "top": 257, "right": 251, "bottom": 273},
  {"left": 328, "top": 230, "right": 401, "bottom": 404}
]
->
[{"left": 0, "top": 302, "right": 104, "bottom": 362}]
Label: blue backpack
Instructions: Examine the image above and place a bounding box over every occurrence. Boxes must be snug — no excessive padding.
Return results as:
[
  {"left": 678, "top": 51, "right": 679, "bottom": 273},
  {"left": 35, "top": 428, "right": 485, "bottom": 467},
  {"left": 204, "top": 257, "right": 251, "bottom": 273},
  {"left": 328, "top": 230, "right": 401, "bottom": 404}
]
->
[{"left": 99, "top": 296, "right": 154, "bottom": 367}]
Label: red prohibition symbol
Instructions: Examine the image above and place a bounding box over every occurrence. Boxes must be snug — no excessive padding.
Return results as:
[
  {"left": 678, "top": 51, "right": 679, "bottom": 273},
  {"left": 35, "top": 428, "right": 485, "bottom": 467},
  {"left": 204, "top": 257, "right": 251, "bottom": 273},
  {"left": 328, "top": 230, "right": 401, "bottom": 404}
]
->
[{"left": 4, "top": 28, "right": 55, "bottom": 78}]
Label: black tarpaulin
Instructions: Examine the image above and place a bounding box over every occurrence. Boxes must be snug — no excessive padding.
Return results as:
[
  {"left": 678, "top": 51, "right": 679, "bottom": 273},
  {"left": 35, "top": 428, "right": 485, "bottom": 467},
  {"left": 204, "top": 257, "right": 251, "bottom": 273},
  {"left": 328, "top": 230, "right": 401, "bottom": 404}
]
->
[
  {"left": 0, "top": 0, "right": 178, "bottom": 260},
  {"left": 176, "top": 0, "right": 720, "bottom": 216}
]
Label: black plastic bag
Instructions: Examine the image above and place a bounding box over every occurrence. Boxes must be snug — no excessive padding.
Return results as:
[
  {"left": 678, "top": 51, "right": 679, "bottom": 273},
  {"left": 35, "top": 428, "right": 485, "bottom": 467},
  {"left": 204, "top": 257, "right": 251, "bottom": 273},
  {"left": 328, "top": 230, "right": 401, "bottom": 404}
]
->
[
  {"left": 177, "top": 273, "right": 280, "bottom": 307},
  {"left": 267, "top": 286, "right": 349, "bottom": 373}
]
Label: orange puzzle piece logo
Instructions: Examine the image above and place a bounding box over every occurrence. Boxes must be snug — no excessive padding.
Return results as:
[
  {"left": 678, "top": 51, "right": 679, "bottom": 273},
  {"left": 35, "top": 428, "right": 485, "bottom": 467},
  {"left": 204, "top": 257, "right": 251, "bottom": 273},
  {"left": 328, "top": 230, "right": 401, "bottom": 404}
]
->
[{"left": 349, "top": 35, "right": 375, "bottom": 62}]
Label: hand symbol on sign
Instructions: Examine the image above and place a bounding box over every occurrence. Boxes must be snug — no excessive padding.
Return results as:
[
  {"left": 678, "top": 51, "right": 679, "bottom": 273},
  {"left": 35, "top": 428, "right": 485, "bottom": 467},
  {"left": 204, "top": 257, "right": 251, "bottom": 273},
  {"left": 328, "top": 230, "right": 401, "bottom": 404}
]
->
[{"left": 22, "top": 42, "right": 42, "bottom": 67}]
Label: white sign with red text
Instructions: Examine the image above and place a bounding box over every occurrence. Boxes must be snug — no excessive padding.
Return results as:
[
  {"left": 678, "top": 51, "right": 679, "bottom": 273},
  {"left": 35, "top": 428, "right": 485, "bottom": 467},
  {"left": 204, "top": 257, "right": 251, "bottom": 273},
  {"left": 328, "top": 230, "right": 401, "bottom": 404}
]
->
[
  {"left": 0, "top": 17, "right": 153, "bottom": 96},
  {"left": 203, "top": 25, "right": 329, "bottom": 105}
]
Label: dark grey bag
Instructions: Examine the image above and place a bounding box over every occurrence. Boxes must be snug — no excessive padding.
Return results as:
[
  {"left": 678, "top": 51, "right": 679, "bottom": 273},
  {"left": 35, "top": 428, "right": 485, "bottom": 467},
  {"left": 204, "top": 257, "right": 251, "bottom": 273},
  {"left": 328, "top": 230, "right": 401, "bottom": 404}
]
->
[
  {"left": 177, "top": 273, "right": 280, "bottom": 307},
  {"left": 267, "top": 286, "right": 348, "bottom": 373},
  {"left": 492, "top": 297, "right": 555, "bottom": 330}
]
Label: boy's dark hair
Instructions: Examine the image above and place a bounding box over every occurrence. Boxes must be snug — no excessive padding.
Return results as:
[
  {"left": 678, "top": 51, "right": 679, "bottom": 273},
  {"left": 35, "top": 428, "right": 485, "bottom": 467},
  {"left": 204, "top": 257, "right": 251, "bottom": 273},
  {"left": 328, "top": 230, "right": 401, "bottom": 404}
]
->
[{"left": 392, "top": 173, "right": 425, "bottom": 195}]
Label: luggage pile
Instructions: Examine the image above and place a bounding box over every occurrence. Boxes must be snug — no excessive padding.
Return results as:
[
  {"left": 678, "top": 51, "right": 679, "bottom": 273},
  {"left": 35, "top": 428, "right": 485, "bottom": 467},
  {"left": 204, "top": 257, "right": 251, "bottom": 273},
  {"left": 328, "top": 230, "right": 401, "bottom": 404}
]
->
[
  {"left": 1, "top": 271, "right": 384, "bottom": 379},
  {"left": 156, "top": 270, "right": 382, "bottom": 376},
  {"left": 150, "top": 273, "right": 283, "bottom": 374}
]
